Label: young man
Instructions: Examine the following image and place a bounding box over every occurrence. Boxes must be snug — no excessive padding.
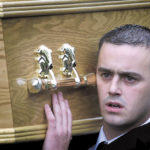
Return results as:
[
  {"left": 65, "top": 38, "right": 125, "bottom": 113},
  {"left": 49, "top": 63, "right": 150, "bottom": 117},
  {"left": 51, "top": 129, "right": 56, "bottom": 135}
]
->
[{"left": 43, "top": 24, "right": 150, "bottom": 150}]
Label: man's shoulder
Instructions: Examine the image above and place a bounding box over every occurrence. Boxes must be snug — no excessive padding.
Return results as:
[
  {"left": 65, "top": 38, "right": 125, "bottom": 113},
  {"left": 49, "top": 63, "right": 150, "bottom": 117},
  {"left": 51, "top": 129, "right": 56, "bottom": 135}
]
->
[{"left": 105, "top": 123, "right": 150, "bottom": 150}]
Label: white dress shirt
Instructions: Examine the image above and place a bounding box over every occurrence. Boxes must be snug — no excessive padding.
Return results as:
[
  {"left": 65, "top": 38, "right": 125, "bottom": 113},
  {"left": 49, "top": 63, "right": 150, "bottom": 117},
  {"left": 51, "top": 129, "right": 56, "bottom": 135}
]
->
[{"left": 88, "top": 117, "right": 150, "bottom": 150}]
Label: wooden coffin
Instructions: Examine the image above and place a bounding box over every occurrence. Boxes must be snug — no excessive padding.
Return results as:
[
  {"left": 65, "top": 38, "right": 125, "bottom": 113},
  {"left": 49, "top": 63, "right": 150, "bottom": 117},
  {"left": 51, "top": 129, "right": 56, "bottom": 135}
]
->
[{"left": 0, "top": 0, "right": 150, "bottom": 144}]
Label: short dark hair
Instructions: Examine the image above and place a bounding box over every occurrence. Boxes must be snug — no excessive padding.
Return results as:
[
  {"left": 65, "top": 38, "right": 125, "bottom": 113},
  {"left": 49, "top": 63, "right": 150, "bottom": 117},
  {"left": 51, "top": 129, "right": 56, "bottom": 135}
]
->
[{"left": 99, "top": 24, "right": 150, "bottom": 50}]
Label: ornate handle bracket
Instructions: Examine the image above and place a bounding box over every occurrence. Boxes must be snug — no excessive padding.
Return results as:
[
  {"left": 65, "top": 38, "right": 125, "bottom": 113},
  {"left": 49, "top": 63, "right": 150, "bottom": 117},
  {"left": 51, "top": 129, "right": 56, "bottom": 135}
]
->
[
  {"left": 35, "top": 45, "right": 57, "bottom": 87},
  {"left": 58, "top": 43, "right": 80, "bottom": 85},
  {"left": 28, "top": 45, "right": 57, "bottom": 93}
]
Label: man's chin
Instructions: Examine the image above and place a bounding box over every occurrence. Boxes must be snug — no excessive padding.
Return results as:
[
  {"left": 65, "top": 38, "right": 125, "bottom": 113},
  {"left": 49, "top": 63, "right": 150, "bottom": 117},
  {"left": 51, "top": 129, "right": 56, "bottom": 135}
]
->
[{"left": 103, "top": 116, "right": 126, "bottom": 127}]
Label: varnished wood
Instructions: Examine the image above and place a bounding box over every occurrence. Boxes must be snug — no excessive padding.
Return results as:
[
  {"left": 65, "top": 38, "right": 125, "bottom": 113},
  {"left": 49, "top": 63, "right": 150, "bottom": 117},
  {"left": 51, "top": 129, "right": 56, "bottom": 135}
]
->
[
  {"left": 3, "top": 12, "right": 101, "bottom": 129},
  {"left": 0, "top": 19, "right": 13, "bottom": 129},
  {"left": 0, "top": 0, "right": 150, "bottom": 18},
  {"left": 0, "top": 117, "right": 102, "bottom": 143}
]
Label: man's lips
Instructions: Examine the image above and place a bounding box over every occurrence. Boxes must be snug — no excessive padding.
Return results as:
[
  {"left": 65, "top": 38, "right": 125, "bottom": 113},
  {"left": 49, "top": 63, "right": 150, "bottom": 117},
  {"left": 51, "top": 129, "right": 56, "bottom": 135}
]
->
[
  {"left": 106, "top": 101, "right": 124, "bottom": 108},
  {"left": 105, "top": 101, "right": 124, "bottom": 113}
]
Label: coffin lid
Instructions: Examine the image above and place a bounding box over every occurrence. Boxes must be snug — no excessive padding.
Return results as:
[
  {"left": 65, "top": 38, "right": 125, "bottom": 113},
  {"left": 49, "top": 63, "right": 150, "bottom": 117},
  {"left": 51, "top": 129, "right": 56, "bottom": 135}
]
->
[{"left": 0, "top": 0, "right": 150, "bottom": 18}]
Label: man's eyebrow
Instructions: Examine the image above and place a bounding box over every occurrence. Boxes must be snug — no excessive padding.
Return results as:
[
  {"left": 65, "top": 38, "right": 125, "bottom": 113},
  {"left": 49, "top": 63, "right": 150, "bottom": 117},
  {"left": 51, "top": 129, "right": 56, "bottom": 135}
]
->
[
  {"left": 119, "top": 72, "right": 142, "bottom": 78},
  {"left": 97, "top": 67, "right": 142, "bottom": 78},
  {"left": 97, "top": 67, "right": 113, "bottom": 73}
]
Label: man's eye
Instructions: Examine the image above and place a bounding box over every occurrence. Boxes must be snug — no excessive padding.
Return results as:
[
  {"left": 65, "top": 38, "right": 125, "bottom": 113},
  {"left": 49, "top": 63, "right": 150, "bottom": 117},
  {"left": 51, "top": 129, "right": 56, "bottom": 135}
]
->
[
  {"left": 124, "top": 76, "right": 137, "bottom": 83},
  {"left": 101, "top": 72, "right": 112, "bottom": 80}
]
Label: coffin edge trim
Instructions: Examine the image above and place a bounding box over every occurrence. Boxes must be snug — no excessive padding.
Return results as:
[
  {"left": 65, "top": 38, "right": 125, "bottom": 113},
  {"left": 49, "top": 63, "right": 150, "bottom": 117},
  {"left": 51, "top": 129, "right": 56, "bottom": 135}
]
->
[
  {"left": 0, "top": 0, "right": 150, "bottom": 18},
  {"left": 0, "top": 117, "right": 102, "bottom": 143}
]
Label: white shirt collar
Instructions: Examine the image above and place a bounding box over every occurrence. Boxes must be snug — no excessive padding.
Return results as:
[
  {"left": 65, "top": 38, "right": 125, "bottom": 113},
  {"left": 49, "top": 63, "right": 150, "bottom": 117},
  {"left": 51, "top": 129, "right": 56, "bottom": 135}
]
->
[
  {"left": 95, "top": 117, "right": 150, "bottom": 150},
  {"left": 142, "top": 117, "right": 150, "bottom": 125}
]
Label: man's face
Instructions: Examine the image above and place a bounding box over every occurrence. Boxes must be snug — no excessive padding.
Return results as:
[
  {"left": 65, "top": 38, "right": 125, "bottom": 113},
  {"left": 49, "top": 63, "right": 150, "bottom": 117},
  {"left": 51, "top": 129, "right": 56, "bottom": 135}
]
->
[{"left": 96, "top": 43, "right": 150, "bottom": 129}]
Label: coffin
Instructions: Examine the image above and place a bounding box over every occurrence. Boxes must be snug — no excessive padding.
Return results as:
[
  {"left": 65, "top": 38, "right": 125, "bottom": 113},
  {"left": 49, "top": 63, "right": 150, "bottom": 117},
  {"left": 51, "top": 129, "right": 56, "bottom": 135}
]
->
[{"left": 0, "top": 0, "right": 150, "bottom": 144}]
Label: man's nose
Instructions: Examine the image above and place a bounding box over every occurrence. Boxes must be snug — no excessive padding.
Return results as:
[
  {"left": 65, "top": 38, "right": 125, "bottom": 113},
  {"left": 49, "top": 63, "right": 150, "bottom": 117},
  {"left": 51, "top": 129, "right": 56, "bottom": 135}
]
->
[{"left": 108, "top": 76, "right": 122, "bottom": 96}]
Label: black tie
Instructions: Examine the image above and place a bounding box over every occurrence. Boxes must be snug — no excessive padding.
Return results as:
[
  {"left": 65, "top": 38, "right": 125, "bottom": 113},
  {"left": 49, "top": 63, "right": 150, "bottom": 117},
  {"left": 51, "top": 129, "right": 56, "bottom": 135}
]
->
[{"left": 96, "top": 141, "right": 108, "bottom": 150}]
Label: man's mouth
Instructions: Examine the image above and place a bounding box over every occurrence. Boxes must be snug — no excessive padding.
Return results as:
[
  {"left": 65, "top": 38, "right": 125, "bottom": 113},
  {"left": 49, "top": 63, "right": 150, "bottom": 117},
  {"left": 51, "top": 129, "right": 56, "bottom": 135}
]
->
[
  {"left": 105, "top": 102, "right": 124, "bottom": 112},
  {"left": 108, "top": 103, "right": 122, "bottom": 108}
]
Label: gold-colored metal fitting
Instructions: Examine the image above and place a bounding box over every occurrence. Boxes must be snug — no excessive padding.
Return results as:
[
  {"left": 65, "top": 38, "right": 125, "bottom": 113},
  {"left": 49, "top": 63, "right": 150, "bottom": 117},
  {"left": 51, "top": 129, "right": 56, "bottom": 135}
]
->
[
  {"left": 27, "top": 44, "right": 96, "bottom": 94},
  {"left": 34, "top": 45, "right": 57, "bottom": 88},
  {"left": 35, "top": 45, "right": 53, "bottom": 78},
  {"left": 58, "top": 43, "right": 80, "bottom": 85}
]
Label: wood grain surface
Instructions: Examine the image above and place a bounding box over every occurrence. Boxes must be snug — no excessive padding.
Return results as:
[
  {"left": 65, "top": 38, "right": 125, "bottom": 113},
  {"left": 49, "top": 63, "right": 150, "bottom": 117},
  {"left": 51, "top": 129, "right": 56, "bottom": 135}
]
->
[
  {"left": 0, "top": 19, "right": 13, "bottom": 128},
  {"left": 3, "top": 11, "right": 101, "bottom": 128}
]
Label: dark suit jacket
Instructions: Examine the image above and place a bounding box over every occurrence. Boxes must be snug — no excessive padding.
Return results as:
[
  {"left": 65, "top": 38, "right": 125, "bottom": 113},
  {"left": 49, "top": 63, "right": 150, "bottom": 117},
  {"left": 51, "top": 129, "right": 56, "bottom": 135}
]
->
[{"left": 97, "top": 123, "right": 150, "bottom": 150}]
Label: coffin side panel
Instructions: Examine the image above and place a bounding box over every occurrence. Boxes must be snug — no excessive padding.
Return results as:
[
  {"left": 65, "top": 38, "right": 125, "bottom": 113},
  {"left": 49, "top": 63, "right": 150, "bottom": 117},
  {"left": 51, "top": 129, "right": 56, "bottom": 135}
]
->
[{"left": 3, "top": 13, "right": 100, "bottom": 128}]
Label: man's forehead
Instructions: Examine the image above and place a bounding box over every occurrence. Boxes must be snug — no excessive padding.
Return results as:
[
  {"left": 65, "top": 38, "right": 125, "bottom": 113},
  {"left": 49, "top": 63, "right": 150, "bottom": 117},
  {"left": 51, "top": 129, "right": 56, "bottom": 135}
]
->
[
  {"left": 99, "top": 43, "right": 150, "bottom": 55},
  {"left": 98, "top": 43, "right": 150, "bottom": 67},
  {"left": 97, "top": 44, "right": 150, "bottom": 78}
]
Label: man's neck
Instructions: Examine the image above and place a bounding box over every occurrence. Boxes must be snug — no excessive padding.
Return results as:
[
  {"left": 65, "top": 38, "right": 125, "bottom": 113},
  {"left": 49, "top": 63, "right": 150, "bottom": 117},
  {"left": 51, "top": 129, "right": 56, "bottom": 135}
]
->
[{"left": 103, "top": 125, "right": 126, "bottom": 140}]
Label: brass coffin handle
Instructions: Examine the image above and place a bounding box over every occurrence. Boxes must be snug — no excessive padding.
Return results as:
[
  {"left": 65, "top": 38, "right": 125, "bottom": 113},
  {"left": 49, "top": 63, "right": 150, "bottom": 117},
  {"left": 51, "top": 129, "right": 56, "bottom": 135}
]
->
[
  {"left": 27, "top": 73, "right": 96, "bottom": 94},
  {"left": 27, "top": 44, "right": 96, "bottom": 94}
]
